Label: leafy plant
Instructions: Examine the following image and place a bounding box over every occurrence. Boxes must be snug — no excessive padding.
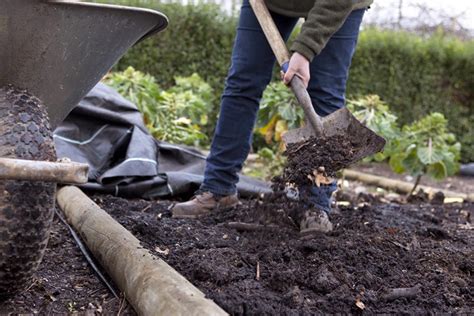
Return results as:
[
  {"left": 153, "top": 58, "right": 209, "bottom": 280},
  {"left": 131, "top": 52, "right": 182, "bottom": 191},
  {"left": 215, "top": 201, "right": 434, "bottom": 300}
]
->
[
  {"left": 347, "top": 95, "right": 400, "bottom": 161},
  {"left": 167, "top": 73, "right": 214, "bottom": 128},
  {"left": 104, "top": 67, "right": 212, "bottom": 146},
  {"left": 389, "top": 112, "right": 461, "bottom": 193},
  {"left": 256, "top": 89, "right": 461, "bottom": 191},
  {"left": 244, "top": 147, "right": 287, "bottom": 181},
  {"left": 257, "top": 82, "right": 304, "bottom": 147}
]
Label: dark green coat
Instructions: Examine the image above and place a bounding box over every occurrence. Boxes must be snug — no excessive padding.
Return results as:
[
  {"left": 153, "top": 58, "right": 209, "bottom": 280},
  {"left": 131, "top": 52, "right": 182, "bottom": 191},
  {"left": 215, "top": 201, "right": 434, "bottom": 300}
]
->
[{"left": 265, "top": 0, "right": 373, "bottom": 61}]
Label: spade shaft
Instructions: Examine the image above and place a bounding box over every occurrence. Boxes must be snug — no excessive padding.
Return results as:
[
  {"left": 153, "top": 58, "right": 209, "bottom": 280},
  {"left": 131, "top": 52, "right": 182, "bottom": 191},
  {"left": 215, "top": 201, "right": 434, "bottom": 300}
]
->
[{"left": 249, "top": 0, "right": 324, "bottom": 136}]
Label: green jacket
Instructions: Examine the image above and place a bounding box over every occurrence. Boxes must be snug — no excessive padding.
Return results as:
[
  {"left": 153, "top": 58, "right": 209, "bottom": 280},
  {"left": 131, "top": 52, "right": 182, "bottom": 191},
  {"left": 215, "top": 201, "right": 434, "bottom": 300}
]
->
[{"left": 265, "top": 0, "right": 373, "bottom": 61}]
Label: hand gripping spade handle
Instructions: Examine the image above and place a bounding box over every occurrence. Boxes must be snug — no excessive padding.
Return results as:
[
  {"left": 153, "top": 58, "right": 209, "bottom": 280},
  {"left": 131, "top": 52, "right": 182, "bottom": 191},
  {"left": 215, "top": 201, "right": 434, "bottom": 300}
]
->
[{"left": 249, "top": 0, "right": 324, "bottom": 138}]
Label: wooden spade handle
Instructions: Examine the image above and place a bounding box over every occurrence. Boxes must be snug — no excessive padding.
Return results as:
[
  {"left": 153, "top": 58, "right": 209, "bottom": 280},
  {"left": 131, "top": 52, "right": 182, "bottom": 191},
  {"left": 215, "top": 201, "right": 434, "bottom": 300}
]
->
[
  {"left": 248, "top": 0, "right": 290, "bottom": 65},
  {"left": 249, "top": 0, "right": 324, "bottom": 136}
]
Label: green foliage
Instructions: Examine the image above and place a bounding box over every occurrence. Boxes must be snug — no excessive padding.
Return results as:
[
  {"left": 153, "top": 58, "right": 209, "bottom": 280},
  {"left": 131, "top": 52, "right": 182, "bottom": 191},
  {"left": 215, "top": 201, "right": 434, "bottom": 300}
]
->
[
  {"left": 244, "top": 147, "right": 286, "bottom": 181},
  {"left": 91, "top": 0, "right": 237, "bottom": 131},
  {"left": 104, "top": 67, "right": 212, "bottom": 146},
  {"left": 348, "top": 28, "right": 474, "bottom": 162},
  {"left": 347, "top": 95, "right": 400, "bottom": 161},
  {"left": 166, "top": 73, "right": 216, "bottom": 136},
  {"left": 347, "top": 96, "right": 461, "bottom": 183},
  {"left": 389, "top": 113, "right": 461, "bottom": 182},
  {"left": 257, "top": 82, "right": 304, "bottom": 145},
  {"left": 258, "top": 87, "right": 461, "bottom": 183}
]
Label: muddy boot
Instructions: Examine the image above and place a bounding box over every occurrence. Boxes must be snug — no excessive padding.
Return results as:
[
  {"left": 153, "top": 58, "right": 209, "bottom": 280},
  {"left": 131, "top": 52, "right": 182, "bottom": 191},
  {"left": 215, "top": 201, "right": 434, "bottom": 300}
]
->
[
  {"left": 172, "top": 191, "right": 240, "bottom": 219},
  {"left": 299, "top": 209, "right": 333, "bottom": 235}
]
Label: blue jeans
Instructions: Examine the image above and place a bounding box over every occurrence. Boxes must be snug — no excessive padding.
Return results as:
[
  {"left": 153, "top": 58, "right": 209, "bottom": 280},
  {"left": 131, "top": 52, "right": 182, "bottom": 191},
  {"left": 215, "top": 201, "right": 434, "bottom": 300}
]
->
[{"left": 201, "top": 1, "right": 365, "bottom": 212}]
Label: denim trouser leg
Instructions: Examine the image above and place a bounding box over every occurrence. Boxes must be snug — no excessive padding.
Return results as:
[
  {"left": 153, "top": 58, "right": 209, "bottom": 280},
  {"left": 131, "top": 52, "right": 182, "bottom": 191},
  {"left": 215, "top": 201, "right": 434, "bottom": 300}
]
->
[
  {"left": 200, "top": 0, "right": 298, "bottom": 195},
  {"left": 202, "top": 5, "right": 365, "bottom": 205}
]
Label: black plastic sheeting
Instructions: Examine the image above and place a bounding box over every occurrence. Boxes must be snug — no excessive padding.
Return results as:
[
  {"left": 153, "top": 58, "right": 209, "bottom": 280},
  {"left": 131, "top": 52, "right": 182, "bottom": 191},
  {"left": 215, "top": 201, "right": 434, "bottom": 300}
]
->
[{"left": 54, "top": 83, "right": 271, "bottom": 199}]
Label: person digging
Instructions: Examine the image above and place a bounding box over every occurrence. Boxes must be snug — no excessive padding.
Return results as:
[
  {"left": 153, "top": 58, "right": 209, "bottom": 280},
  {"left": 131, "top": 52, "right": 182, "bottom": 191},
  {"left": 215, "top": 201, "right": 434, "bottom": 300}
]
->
[{"left": 172, "top": 0, "right": 372, "bottom": 234}]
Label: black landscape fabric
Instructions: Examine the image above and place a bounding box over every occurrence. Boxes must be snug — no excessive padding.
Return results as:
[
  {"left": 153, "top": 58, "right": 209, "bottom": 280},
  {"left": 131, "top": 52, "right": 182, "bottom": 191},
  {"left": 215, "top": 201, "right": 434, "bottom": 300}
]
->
[{"left": 54, "top": 83, "right": 270, "bottom": 199}]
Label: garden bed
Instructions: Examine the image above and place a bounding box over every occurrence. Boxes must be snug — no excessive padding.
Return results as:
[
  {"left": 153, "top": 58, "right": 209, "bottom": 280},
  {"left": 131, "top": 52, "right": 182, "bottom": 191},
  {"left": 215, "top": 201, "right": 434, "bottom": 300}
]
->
[{"left": 1, "top": 188, "right": 472, "bottom": 314}]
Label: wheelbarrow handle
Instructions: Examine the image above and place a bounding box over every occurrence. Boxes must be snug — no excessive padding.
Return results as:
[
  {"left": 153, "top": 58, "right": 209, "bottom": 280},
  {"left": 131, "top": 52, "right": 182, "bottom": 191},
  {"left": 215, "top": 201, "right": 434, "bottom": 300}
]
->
[{"left": 249, "top": 0, "right": 324, "bottom": 136}]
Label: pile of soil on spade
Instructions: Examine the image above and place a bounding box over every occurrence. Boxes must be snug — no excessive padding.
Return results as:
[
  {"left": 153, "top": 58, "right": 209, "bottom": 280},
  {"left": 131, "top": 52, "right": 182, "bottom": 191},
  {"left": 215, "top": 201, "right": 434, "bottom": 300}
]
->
[
  {"left": 282, "top": 135, "right": 355, "bottom": 185},
  {"left": 91, "top": 193, "right": 472, "bottom": 315}
]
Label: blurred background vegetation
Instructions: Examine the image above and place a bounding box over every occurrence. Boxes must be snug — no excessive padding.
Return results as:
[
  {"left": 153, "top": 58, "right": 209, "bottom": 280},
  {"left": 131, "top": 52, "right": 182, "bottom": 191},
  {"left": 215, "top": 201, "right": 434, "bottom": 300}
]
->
[{"left": 89, "top": 0, "right": 472, "bottom": 189}]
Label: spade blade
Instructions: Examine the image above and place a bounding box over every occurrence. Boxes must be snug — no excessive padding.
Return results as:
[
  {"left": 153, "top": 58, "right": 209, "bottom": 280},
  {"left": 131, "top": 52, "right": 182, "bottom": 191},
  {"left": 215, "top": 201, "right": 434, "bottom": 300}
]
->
[{"left": 282, "top": 107, "right": 386, "bottom": 166}]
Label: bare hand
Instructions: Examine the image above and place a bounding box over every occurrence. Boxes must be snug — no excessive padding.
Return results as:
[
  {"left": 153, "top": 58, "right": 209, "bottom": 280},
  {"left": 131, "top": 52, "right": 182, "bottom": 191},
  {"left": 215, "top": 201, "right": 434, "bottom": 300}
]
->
[{"left": 282, "top": 52, "right": 310, "bottom": 88}]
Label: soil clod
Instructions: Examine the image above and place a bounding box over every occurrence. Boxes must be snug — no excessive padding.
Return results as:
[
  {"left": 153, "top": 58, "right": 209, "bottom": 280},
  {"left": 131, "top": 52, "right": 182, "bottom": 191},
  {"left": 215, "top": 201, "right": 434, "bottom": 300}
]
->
[{"left": 283, "top": 135, "right": 355, "bottom": 186}]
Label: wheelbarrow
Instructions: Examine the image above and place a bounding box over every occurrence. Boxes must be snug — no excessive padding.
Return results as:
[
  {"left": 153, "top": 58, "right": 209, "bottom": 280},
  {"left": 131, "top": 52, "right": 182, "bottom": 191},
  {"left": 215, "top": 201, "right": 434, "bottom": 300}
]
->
[{"left": 0, "top": 0, "right": 167, "bottom": 298}]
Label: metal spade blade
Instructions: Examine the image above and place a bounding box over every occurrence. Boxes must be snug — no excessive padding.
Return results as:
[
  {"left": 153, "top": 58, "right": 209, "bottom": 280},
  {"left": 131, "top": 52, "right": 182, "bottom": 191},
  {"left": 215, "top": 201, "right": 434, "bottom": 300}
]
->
[{"left": 282, "top": 107, "right": 386, "bottom": 166}]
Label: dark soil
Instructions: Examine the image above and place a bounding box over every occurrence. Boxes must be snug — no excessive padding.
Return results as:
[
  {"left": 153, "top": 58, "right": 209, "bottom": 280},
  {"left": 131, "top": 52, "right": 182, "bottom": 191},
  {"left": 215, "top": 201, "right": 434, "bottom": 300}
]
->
[
  {"left": 1, "top": 191, "right": 472, "bottom": 314},
  {"left": 283, "top": 135, "right": 355, "bottom": 185},
  {"left": 100, "top": 195, "right": 474, "bottom": 313}
]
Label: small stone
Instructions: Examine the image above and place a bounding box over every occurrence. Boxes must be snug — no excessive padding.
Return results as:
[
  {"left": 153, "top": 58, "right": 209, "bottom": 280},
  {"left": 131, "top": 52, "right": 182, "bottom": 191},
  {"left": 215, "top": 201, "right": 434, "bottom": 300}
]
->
[{"left": 452, "top": 277, "right": 467, "bottom": 288}]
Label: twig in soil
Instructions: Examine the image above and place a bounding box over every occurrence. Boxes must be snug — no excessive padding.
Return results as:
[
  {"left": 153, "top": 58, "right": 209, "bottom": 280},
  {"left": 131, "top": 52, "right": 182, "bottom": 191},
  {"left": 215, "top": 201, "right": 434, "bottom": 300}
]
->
[
  {"left": 256, "top": 261, "right": 260, "bottom": 281},
  {"left": 88, "top": 287, "right": 105, "bottom": 297},
  {"left": 382, "top": 284, "right": 421, "bottom": 301},
  {"left": 24, "top": 279, "right": 39, "bottom": 292},
  {"left": 117, "top": 294, "right": 126, "bottom": 316},
  {"left": 140, "top": 205, "right": 151, "bottom": 212},
  {"left": 293, "top": 142, "right": 308, "bottom": 153},
  {"left": 389, "top": 240, "right": 411, "bottom": 251},
  {"left": 54, "top": 208, "right": 119, "bottom": 299},
  {"left": 225, "top": 222, "right": 279, "bottom": 231}
]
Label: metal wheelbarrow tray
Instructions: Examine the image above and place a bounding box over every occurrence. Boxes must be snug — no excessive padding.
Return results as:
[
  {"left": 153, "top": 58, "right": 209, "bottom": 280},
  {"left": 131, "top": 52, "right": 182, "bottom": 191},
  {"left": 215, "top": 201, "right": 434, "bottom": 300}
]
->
[{"left": 0, "top": 0, "right": 167, "bottom": 298}]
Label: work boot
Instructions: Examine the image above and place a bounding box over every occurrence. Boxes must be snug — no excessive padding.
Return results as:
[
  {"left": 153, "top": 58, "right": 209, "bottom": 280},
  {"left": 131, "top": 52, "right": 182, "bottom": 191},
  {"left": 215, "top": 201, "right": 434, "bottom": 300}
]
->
[
  {"left": 172, "top": 191, "right": 240, "bottom": 219},
  {"left": 299, "top": 209, "right": 333, "bottom": 235}
]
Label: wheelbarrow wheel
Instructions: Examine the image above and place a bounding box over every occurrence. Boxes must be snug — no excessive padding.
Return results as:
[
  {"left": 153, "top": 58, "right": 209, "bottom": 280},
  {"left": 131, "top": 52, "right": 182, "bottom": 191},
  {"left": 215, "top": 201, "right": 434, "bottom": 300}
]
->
[{"left": 0, "top": 86, "right": 56, "bottom": 299}]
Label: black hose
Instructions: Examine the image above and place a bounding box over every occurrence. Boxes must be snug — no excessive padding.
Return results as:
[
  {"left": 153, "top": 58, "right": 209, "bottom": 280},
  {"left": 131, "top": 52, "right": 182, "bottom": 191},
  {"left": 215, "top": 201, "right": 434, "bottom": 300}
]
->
[{"left": 54, "top": 208, "right": 120, "bottom": 298}]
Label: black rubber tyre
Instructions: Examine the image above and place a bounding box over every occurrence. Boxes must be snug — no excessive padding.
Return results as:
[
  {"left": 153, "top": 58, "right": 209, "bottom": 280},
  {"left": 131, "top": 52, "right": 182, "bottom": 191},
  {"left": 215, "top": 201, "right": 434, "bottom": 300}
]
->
[{"left": 0, "top": 86, "right": 56, "bottom": 299}]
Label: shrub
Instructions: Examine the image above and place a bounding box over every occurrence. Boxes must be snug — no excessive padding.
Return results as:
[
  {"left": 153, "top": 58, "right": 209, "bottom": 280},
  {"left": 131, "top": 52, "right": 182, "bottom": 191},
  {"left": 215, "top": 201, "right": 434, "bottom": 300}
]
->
[
  {"left": 104, "top": 67, "right": 212, "bottom": 146},
  {"left": 258, "top": 89, "right": 461, "bottom": 186},
  {"left": 349, "top": 28, "right": 474, "bottom": 162},
  {"left": 90, "top": 0, "right": 236, "bottom": 128},
  {"left": 389, "top": 113, "right": 461, "bottom": 192}
]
